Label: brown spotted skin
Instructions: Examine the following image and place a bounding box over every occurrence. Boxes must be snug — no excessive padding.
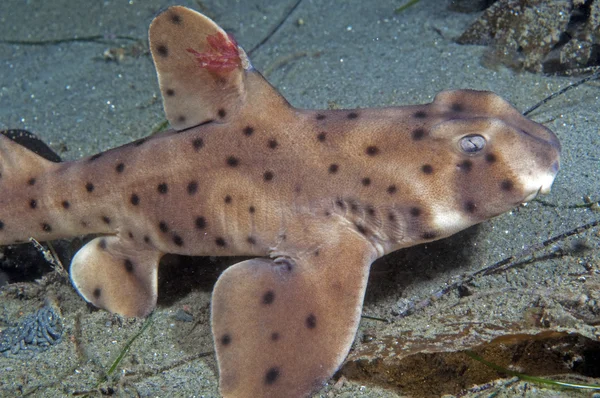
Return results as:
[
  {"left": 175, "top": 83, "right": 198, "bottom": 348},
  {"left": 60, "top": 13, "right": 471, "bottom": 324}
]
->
[{"left": 0, "top": 6, "right": 560, "bottom": 398}]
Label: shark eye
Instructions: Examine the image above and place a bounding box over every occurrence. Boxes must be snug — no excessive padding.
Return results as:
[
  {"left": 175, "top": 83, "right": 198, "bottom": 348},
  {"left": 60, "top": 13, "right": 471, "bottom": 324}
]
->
[{"left": 459, "top": 134, "right": 486, "bottom": 154}]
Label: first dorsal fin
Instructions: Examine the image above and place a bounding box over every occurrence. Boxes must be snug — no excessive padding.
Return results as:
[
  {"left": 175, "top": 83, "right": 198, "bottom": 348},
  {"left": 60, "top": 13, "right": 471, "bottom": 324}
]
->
[{"left": 149, "top": 6, "right": 251, "bottom": 130}]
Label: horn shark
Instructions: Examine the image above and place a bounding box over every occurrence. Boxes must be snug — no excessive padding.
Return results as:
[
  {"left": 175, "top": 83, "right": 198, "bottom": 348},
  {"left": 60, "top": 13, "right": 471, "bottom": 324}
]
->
[{"left": 0, "top": 6, "right": 560, "bottom": 397}]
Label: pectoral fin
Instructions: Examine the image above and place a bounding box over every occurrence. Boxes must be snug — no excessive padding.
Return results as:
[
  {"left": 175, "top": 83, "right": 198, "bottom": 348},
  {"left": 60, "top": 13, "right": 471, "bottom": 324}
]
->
[{"left": 211, "top": 229, "right": 377, "bottom": 397}]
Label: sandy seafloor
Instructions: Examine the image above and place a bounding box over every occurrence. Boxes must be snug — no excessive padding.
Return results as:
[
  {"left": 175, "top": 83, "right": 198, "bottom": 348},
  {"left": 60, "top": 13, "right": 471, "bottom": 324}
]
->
[{"left": 0, "top": 0, "right": 599, "bottom": 397}]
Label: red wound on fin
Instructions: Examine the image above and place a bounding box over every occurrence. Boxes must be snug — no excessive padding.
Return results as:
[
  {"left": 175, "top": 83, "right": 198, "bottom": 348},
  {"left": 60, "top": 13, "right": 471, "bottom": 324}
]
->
[{"left": 186, "top": 32, "right": 241, "bottom": 73}]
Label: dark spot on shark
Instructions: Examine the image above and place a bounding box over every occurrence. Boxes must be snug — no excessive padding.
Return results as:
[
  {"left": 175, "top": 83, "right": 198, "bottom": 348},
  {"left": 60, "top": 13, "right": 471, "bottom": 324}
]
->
[
  {"left": 215, "top": 237, "right": 227, "bottom": 247},
  {"left": 268, "top": 139, "right": 278, "bottom": 149},
  {"left": 451, "top": 103, "right": 464, "bottom": 112},
  {"left": 187, "top": 181, "right": 198, "bottom": 195},
  {"left": 387, "top": 185, "right": 397, "bottom": 194},
  {"left": 317, "top": 132, "right": 327, "bottom": 142},
  {"left": 422, "top": 231, "right": 437, "bottom": 239},
  {"left": 316, "top": 114, "right": 326, "bottom": 120},
  {"left": 265, "top": 367, "right": 280, "bottom": 385},
  {"left": 41, "top": 223, "right": 52, "bottom": 232},
  {"left": 412, "top": 128, "right": 427, "bottom": 140},
  {"left": 306, "top": 313, "right": 317, "bottom": 329},
  {"left": 486, "top": 153, "right": 497, "bottom": 163},
  {"left": 158, "top": 183, "right": 168, "bottom": 194},
  {"left": 458, "top": 160, "right": 472, "bottom": 172},
  {"left": 62, "top": 200, "right": 70, "bottom": 209},
  {"left": 464, "top": 200, "right": 476, "bottom": 213},
  {"left": 116, "top": 163, "right": 125, "bottom": 173},
  {"left": 173, "top": 234, "right": 183, "bottom": 246},
  {"left": 170, "top": 13, "right": 182, "bottom": 24},
  {"left": 328, "top": 164, "right": 339, "bottom": 174},
  {"left": 166, "top": 88, "right": 175, "bottom": 96},
  {"left": 157, "top": 44, "right": 168, "bottom": 57},
  {"left": 262, "top": 290, "right": 275, "bottom": 305},
  {"left": 422, "top": 164, "right": 433, "bottom": 174},
  {"left": 86, "top": 182, "right": 94, "bottom": 192},
  {"left": 366, "top": 146, "right": 379, "bottom": 156},
  {"left": 192, "top": 138, "right": 203, "bottom": 150},
  {"left": 221, "top": 334, "right": 231, "bottom": 346},
  {"left": 414, "top": 110, "right": 427, "bottom": 119},
  {"left": 226, "top": 156, "right": 239, "bottom": 167},
  {"left": 195, "top": 217, "right": 206, "bottom": 229},
  {"left": 243, "top": 126, "right": 254, "bottom": 136},
  {"left": 131, "top": 193, "right": 140, "bottom": 205},
  {"left": 347, "top": 111, "right": 359, "bottom": 119},
  {"left": 361, "top": 177, "right": 371, "bottom": 186},
  {"left": 159, "top": 221, "right": 169, "bottom": 233},
  {"left": 501, "top": 179, "right": 514, "bottom": 191},
  {"left": 102, "top": 216, "right": 111, "bottom": 224},
  {"left": 93, "top": 288, "right": 102, "bottom": 299},
  {"left": 29, "top": 199, "right": 37, "bottom": 209},
  {"left": 410, "top": 207, "right": 421, "bottom": 217},
  {"left": 218, "top": 108, "right": 226, "bottom": 118},
  {"left": 124, "top": 259, "right": 134, "bottom": 273},
  {"left": 263, "top": 171, "right": 274, "bottom": 181}
]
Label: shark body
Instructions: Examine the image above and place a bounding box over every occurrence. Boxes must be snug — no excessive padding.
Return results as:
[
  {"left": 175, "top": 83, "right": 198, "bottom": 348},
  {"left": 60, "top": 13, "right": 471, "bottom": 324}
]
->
[{"left": 0, "top": 6, "right": 560, "bottom": 397}]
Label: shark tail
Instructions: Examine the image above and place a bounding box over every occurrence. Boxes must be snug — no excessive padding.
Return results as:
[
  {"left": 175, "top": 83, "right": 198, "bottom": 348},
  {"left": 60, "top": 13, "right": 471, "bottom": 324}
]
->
[{"left": 0, "top": 130, "right": 61, "bottom": 244}]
